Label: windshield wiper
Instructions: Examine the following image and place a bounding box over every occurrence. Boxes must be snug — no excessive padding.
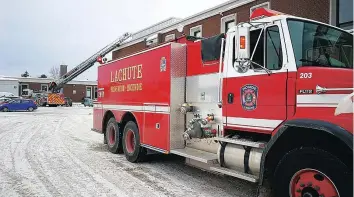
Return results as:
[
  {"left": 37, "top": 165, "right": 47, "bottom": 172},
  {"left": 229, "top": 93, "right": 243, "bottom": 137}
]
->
[{"left": 251, "top": 60, "right": 272, "bottom": 75}]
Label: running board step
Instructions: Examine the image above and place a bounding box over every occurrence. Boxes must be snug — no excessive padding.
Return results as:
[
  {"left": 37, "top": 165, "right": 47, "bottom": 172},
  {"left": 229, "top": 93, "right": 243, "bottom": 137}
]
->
[
  {"left": 170, "top": 147, "right": 218, "bottom": 164},
  {"left": 214, "top": 137, "right": 266, "bottom": 148},
  {"left": 210, "top": 166, "right": 259, "bottom": 183}
]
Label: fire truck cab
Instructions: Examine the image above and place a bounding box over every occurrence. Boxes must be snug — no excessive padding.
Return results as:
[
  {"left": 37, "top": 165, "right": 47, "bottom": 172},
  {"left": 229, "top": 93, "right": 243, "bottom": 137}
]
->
[{"left": 93, "top": 8, "right": 353, "bottom": 197}]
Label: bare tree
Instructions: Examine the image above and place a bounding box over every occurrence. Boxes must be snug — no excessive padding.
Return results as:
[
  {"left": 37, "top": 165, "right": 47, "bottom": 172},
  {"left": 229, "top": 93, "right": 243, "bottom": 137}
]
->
[{"left": 49, "top": 66, "right": 60, "bottom": 79}]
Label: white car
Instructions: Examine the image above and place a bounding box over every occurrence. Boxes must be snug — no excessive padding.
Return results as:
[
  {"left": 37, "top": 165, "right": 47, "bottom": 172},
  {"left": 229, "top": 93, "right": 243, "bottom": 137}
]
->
[
  {"left": 0, "top": 97, "right": 12, "bottom": 104},
  {"left": 0, "top": 92, "right": 15, "bottom": 97}
]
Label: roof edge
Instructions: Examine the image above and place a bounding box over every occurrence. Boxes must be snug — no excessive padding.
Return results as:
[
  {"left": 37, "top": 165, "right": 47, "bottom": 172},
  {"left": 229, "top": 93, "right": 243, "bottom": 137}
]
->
[
  {"left": 1, "top": 76, "right": 97, "bottom": 85},
  {"left": 115, "top": 0, "right": 255, "bottom": 50}
]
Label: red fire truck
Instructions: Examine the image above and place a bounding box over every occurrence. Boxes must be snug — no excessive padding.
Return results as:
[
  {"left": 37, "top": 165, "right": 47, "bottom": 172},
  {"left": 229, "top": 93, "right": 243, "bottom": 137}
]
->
[{"left": 92, "top": 8, "right": 353, "bottom": 197}]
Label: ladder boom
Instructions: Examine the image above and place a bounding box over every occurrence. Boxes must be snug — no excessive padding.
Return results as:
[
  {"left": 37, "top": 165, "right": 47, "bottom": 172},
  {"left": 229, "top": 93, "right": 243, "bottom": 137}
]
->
[{"left": 49, "top": 32, "right": 132, "bottom": 92}]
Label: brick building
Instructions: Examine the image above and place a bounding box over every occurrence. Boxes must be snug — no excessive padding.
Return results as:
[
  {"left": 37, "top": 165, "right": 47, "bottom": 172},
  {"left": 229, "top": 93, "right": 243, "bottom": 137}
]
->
[
  {"left": 110, "top": 0, "right": 352, "bottom": 60},
  {"left": 2, "top": 76, "right": 97, "bottom": 102}
]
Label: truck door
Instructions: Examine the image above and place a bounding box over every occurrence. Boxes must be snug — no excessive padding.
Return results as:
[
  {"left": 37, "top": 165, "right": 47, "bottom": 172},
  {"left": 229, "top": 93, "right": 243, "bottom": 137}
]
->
[
  {"left": 287, "top": 19, "right": 353, "bottom": 120},
  {"left": 224, "top": 23, "right": 288, "bottom": 133}
]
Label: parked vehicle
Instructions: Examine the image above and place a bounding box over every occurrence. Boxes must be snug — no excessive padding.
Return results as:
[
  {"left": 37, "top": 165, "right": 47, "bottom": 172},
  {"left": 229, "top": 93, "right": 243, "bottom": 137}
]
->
[
  {"left": 0, "top": 97, "right": 12, "bottom": 104},
  {"left": 0, "top": 92, "right": 15, "bottom": 97},
  {"left": 83, "top": 98, "right": 93, "bottom": 107},
  {"left": 92, "top": 8, "right": 353, "bottom": 197},
  {"left": 0, "top": 99, "right": 38, "bottom": 112},
  {"left": 64, "top": 97, "right": 73, "bottom": 107}
]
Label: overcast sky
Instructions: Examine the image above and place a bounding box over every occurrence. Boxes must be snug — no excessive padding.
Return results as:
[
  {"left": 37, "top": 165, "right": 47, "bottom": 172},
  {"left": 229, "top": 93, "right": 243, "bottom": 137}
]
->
[{"left": 0, "top": 0, "right": 229, "bottom": 81}]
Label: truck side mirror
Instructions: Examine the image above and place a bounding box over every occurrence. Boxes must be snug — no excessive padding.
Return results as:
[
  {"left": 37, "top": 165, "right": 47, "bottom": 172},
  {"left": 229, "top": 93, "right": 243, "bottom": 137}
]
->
[{"left": 234, "top": 25, "right": 251, "bottom": 73}]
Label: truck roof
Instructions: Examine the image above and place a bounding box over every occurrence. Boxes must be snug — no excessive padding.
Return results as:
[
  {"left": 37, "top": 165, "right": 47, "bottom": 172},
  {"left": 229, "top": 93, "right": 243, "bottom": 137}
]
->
[{"left": 235, "top": 14, "right": 352, "bottom": 34}]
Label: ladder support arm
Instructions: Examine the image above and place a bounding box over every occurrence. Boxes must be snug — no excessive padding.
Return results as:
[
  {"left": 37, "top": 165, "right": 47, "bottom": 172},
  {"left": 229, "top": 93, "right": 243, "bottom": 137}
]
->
[{"left": 49, "top": 32, "right": 132, "bottom": 92}]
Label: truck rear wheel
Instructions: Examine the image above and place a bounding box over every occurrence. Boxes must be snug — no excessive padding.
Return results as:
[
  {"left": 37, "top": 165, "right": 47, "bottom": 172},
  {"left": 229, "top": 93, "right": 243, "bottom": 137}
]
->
[
  {"left": 105, "top": 117, "right": 122, "bottom": 154},
  {"left": 122, "top": 121, "right": 146, "bottom": 163},
  {"left": 273, "top": 147, "right": 352, "bottom": 197}
]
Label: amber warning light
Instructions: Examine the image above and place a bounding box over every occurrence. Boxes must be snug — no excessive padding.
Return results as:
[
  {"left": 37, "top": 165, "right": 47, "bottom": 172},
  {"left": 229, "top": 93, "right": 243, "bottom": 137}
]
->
[
  {"left": 235, "top": 25, "right": 250, "bottom": 60},
  {"left": 240, "top": 36, "right": 246, "bottom": 49}
]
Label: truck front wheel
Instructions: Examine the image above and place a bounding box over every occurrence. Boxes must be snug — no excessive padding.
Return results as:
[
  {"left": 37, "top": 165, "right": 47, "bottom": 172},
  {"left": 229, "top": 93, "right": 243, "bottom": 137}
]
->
[
  {"left": 273, "top": 147, "right": 352, "bottom": 197},
  {"left": 122, "top": 121, "right": 146, "bottom": 163},
  {"left": 105, "top": 117, "right": 122, "bottom": 154}
]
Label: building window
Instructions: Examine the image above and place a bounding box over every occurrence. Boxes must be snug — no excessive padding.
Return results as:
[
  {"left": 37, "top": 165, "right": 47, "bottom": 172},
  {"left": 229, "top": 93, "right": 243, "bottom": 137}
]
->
[
  {"left": 190, "top": 25, "right": 202, "bottom": 37},
  {"left": 86, "top": 86, "right": 92, "bottom": 99},
  {"left": 250, "top": 2, "right": 270, "bottom": 16},
  {"left": 221, "top": 14, "right": 236, "bottom": 33},
  {"left": 41, "top": 84, "right": 48, "bottom": 92},
  {"left": 165, "top": 34, "right": 176, "bottom": 42},
  {"left": 337, "top": 0, "right": 353, "bottom": 30},
  {"left": 94, "top": 86, "right": 97, "bottom": 99},
  {"left": 20, "top": 84, "right": 29, "bottom": 96}
]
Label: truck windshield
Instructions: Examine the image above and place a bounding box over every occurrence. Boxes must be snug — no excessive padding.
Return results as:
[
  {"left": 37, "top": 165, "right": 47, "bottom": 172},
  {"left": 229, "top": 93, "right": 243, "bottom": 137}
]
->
[{"left": 287, "top": 19, "right": 353, "bottom": 69}]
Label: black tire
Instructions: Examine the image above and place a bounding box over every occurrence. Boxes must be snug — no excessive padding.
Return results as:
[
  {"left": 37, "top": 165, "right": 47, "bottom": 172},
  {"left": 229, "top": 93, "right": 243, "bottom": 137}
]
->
[
  {"left": 122, "top": 121, "right": 146, "bottom": 163},
  {"left": 28, "top": 107, "right": 34, "bottom": 112},
  {"left": 273, "top": 147, "right": 352, "bottom": 197},
  {"left": 2, "top": 107, "right": 9, "bottom": 112},
  {"left": 105, "top": 117, "right": 122, "bottom": 154}
]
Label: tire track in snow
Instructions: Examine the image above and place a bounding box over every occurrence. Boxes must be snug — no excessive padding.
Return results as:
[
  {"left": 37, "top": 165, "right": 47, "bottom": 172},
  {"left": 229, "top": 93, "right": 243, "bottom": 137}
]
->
[
  {"left": 52, "top": 115, "right": 131, "bottom": 197},
  {"left": 0, "top": 107, "right": 257, "bottom": 197},
  {"left": 25, "top": 117, "right": 75, "bottom": 197},
  {"left": 0, "top": 115, "right": 53, "bottom": 197}
]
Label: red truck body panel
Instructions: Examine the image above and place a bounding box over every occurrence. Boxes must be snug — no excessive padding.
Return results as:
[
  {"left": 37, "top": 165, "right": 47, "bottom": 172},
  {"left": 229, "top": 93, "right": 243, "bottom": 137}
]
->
[
  {"left": 290, "top": 67, "right": 353, "bottom": 133},
  {"left": 94, "top": 42, "right": 188, "bottom": 152}
]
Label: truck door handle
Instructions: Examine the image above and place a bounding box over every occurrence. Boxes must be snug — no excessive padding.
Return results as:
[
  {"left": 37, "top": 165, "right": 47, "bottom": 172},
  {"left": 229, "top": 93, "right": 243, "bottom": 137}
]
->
[
  {"left": 316, "top": 85, "right": 354, "bottom": 94},
  {"left": 228, "top": 93, "right": 234, "bottom": 104}
]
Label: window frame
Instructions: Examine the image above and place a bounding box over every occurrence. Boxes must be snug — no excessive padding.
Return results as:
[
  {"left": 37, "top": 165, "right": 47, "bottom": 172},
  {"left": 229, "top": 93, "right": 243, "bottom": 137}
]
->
[
  {"left": 265, "top": 25, "right": 283, "bottom": 70},
  {"left": 286, "top": 18, "right": 353, "bottom": 69},
  {"left": 41, "top": 84, "right": 48, "bottom": 92},
  {"left": 249, "top": 27, "right": 265, "bottom": 69},
  {"left": 94, "top": 86, "right": 98, "bottom": 99},
  {"left": 248, "top": 24, "right": 285, "bottom": 71},
  {"left": 221, "top": 14, "right": 237, "bottom": 34},
  {"left": 12, "top": 99, "right": 21, "bottom": 104},
  {"left": 22, "top": 100, "right": 30, "bottom": 103},
  {"left": 336, "top": 0, "right": 353, "bottom": 30},
  {"left": 190, "top": 25, "right": 203, "bottom": 37},
  {"left": 165, "top": 34, "right": 176, "bottom": 42},
  {"left": 20, "top": 84, "right": 29, "bottom": 96},
  {"left": 86, "top": 86, "right": 92, "bottom": 99}
]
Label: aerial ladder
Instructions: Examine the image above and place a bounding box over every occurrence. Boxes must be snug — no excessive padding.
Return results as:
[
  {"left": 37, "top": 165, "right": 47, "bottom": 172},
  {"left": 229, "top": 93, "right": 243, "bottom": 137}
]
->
[{"left": 49, "top": 32, "right": 132, "bottom": 93}]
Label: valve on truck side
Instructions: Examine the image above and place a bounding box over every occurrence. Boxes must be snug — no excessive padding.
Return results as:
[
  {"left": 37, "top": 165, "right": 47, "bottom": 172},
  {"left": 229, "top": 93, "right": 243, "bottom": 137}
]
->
[
  {"left": 179, "top": 103, "right": 194, "bottom": 114},
  {"left": 183, "top": 114, "right": 216, "bottom": 140}
]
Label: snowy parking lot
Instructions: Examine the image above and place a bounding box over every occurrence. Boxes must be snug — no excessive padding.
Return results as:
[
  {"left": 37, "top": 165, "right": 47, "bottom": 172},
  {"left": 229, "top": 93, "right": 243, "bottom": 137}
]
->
[{"left": 0, "top": 107, "right": 257, "bottom": 197}]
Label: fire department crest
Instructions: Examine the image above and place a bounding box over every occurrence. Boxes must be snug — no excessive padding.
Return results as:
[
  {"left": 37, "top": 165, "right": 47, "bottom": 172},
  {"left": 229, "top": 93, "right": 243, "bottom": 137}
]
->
[
  {"left": 241, "top": 84, "right": 258, "bottom": 111},
  {"left": 160, "top": 57, "right": 166, "bottom": 72}
]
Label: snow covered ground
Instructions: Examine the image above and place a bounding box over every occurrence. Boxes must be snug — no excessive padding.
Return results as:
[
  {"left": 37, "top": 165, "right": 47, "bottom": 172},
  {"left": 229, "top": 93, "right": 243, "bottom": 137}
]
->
[{"left": 0, "top": 107, "right": 257, "bottom": 197}]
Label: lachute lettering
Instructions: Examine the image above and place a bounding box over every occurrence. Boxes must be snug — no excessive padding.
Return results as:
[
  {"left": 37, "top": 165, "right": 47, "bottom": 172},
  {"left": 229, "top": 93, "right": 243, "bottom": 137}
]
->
[
  {"left": 110, "top": 64, "right": 143, "bottom": 82},
  {"left": 109, "top": 64, "right": 143, "bottom": 93}
]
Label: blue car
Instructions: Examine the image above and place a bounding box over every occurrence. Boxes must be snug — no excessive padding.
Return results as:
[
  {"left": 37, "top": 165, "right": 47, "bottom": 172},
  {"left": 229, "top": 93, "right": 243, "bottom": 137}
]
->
[
  {"left": 83, "top": 98, "right": 93, "bottom": 107},
  {"left": 0, "top": 99, "right": 38, "bottom": 112}
]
